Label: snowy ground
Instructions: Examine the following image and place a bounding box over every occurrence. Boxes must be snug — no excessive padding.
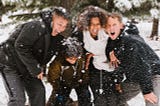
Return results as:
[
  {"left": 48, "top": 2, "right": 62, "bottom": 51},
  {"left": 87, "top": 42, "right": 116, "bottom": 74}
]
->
[{"left": 0, "top": 15, "right": 160, "bottom": 106}]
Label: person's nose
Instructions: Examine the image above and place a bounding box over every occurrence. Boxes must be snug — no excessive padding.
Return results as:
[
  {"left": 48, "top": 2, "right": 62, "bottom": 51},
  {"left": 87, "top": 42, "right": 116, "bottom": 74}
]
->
[
  {"left": 110, "top": 26, "right": 115, "bottom": 31},
  {"left": 93, "top": 24, "right": 100, "bottom": 29}
]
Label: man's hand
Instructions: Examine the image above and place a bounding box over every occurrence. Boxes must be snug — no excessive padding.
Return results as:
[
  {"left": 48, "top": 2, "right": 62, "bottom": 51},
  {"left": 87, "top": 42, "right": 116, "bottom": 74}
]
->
[
  {"left": 37, "top": 72, "right": 44, "bottom": 80},
  {"left": 144, "top": 92, "right": 158, "bottom": 104},
  {"left": 109, "top": 51, "right": 120, "bottom": 68}
]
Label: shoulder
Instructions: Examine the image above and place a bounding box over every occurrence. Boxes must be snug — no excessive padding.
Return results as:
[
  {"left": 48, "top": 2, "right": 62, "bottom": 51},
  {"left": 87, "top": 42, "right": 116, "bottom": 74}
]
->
[
  {"left": 49, "top": 56, "right": 63, "bottom": 67},
  {"left": 122, "top": 35, "right": 137, "bottom": 43},
  {"left": 22, "top": 21, "right": 46, "bottom": 33}
]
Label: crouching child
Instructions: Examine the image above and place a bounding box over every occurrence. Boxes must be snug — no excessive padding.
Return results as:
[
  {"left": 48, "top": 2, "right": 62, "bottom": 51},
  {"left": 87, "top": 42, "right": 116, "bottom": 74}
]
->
[{"left": 47, "top": 37, "right": 90, "bottom": 106}]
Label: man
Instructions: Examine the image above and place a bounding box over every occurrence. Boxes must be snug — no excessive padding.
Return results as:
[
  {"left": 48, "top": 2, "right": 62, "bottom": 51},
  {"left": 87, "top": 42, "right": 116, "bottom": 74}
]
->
[
  {"left": 72, "top": 6, "right": 126, "bottom": 106},
  {"left": 105, "top": 12, "right": 160, "bottom": 106},
  {"left": 0, "top": 7, "right": 69, "bottom": 106}
]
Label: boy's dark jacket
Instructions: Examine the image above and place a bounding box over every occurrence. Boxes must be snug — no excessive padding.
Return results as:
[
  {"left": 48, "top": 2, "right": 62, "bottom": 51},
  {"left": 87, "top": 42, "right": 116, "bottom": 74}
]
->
[
  {"left": 48, "top": 55, "right": 89, "bottom": 92},
  {"left": 0, "top": 11, "right": 63, "bottom": 77},
  {"left": 106, "top": 28, "right": 160, "bottom": 94}
]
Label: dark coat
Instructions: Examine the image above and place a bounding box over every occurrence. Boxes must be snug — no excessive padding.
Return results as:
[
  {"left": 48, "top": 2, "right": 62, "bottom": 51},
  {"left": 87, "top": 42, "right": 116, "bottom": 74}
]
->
[
  {"left": 47, "top": 55, "right": 89, "bottom": 105},
  {"left": 106, "top": 31, "right": 160, "bottom": 94},
  {"left": 48, "top": 55, "right": 89, "bottom": 91},
  {"left": 0, "top": 11, "right": 64, "bottom": 77}
]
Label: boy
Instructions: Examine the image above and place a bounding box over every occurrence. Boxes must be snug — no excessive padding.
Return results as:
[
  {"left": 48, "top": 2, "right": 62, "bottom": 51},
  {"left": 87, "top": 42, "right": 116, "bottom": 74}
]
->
[
  {"left": 47, "top": 37, "right": 90, "bottom": 106},
  {"left": 105, "top": 12, "right": 160, "bottom": 106}
]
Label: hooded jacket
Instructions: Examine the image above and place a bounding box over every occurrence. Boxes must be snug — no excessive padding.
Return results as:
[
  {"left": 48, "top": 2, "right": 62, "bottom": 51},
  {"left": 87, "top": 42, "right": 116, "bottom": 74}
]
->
[
  {"left": 0, "top": 10, "right": 64, "bottom": 77},
  {"left": 106, "top": 26, "right": 160, "bottom": 94},
  {"left": 47, "top": 55, "right": 89, "bottom": 92}
]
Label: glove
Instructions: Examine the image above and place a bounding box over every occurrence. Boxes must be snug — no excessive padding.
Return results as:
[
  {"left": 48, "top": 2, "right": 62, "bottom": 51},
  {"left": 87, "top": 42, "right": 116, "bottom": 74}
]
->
[{"left": 56, "top": 94, "right": 64, "bottom": 103}]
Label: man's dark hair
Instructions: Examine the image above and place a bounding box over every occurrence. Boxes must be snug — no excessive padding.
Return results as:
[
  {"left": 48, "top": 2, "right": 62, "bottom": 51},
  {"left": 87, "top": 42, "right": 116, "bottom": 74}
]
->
[{"left": 52, "top": 7, "right": 70, "bottom": 20}]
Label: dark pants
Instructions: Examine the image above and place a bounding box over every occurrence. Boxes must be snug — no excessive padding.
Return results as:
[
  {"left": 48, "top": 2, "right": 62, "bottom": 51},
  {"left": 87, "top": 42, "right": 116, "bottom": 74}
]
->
[
  {"left": 89, "top": 63, "right": 127, "bottom": 106},
  {"left": 0, "top": 49, "right": 45, "bottom": 106},
  {"left": 1, "top": 67, "right": 45, "bottom": 106},
  {"left": 47, "top": 85, "right": 90, "bottom": 106},
  {"left": 88, "top": 62, "right": 141, "bottom": 106}
]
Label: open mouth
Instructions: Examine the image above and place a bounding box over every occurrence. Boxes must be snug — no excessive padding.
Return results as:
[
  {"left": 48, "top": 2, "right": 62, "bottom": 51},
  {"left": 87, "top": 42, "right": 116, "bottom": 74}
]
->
[
  {"left": 111, "top": 32, "right": 115, "bottom": 36},
  {"left": 93, "top": 29, "right": 98, "bottom": 33},
  {"left": 55, "top": 30, "right": 60, "bottom": 35}
]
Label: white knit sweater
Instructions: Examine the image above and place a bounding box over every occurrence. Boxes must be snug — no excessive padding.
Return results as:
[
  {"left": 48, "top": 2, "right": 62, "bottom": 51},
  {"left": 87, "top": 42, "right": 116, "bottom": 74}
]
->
[{"left": 83, "top": 29, "right": 114, "bottom": 72}]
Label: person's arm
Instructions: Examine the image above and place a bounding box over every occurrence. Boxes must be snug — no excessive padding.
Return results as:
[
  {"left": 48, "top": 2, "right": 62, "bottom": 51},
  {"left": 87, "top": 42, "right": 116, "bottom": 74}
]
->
[
  {"left": 85, "top": 53, "right": 94, "bottom": 70},
  {"left": 144, "top": 92, "right": 158, "bottom": 104},
  {"left": 79, "top": 58, "right": 89, "bottom": 85},
  {"left": 124, "top": 41, "right": 157, "bottom": 104},
  {"left": 48, "top": 58, "right": 61, "bottom": 92},
  {"left": 125, "top": 42, "right": 154, "bottom": 94},
  {"left": 110, "top": 38, "right": 154, "bottom": 92},
  {"left": 106, "top": 38, "right": 120, "bottom": 68},
  {"left": 105, "top": 38, "right": 115, "bottom": 61},
  {"left": 109, "top": 51, "right": 120, "bottom": 68},
  {"left": 14, "top": 21, "right": 45, "bottom": 77}
]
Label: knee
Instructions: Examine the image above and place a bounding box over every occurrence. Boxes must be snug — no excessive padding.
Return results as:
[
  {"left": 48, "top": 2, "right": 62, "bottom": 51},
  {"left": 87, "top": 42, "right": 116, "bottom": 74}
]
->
[{"left": 8, "top": 95, "right": 26, "bottom": 106}]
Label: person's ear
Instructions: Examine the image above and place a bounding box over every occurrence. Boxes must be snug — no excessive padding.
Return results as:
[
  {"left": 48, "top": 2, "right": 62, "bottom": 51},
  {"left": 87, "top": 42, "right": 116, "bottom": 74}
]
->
[
  {"left": 120, "top": 23, "right": 124, "bottom": 29},
  {"left": 51, "top": 21, "right": 53, "bottom": 27}
]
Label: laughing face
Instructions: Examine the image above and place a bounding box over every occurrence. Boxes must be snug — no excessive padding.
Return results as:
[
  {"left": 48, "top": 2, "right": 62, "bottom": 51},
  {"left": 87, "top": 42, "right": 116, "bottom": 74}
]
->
[
  {"left": 88, "top": 17, "right": 101, "bottom": 39},
  {"left": 105, "top": 17, "right": 123, "bottom": 40},
  {"left": 51, "top": 15, "right": 68, "bottom": 36}
]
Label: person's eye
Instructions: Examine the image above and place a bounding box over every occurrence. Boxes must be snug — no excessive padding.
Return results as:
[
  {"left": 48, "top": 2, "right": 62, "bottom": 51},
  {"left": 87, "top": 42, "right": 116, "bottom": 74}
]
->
[{"left": 58, "top": 23, "right": 62, "bottom": 27}]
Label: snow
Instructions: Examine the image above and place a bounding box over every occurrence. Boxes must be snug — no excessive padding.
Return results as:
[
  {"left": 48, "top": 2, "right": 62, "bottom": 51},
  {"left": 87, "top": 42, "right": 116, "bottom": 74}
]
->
[
  {"left": 150, "top": 8, "right": 160, "bottom": 18},
  {"left": 0, "top": 13, "right": 160, "bottom": 106},
  {"left": 0, "top": 73, "right": 9, "bottom": 106},
  {"left": 114, "top": 0, "right": 132, "bottom": 12}
]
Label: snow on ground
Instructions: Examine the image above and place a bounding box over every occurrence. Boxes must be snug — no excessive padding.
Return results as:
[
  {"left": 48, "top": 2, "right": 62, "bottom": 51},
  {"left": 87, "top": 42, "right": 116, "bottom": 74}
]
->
[{"left": 0, "top": 15, "right": 160, "bottom": 106}]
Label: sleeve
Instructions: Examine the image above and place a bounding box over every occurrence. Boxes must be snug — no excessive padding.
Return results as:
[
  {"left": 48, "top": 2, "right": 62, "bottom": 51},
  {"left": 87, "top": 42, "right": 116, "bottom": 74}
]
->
[
  {"left": 79, "top": 58, "right": 89, "bottom": 85},
  {"left": 105, "top": 38, "right": 115, "bottom": 61},
  {"left": 47, "top": 58, "right": 61, "bottom": 92},
  {"left": 134, "top": 43, "right": 153, "bottom": 94},
  {"left": 14, "top": 22, "right": 44, "bottom": 77},
  {"left": 121, "top": 42, "right": 153, "bottom": 94}
]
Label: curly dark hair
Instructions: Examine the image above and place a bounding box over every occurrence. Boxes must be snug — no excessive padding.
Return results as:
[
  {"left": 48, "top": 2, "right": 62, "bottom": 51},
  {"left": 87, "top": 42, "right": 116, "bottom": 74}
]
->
[
  {"left": 76, "top": 5, "right": 107, "bottom": 31},
  {"left": 87, "top": 11, "right": 106, "bottom": 27}
]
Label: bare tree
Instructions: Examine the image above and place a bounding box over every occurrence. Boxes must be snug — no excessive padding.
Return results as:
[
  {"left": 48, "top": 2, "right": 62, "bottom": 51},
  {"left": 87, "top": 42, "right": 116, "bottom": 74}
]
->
[
  {"left": 150, "top": 18, "right": 159, "bottom": 40},
  {"left": 149, "top": 0, "right": 160, "bottom": 40}
]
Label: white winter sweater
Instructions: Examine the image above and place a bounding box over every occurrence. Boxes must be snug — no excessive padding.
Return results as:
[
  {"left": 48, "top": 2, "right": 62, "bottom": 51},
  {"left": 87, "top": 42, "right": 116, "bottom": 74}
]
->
[{"left": 83, "top": 29, "right": 113, "bottom": 72}]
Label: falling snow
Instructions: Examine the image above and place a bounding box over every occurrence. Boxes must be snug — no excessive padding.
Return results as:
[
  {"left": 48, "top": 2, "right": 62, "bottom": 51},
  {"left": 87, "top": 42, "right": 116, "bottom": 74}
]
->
[{"left": 0, "top": 3, "right": 160, "bottom": 106}]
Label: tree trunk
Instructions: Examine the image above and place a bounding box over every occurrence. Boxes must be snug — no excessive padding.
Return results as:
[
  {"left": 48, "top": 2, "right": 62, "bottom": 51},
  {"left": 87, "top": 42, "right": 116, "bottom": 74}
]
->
[{"left": 150, "top": 18, "right": 159, "bottom": 40}]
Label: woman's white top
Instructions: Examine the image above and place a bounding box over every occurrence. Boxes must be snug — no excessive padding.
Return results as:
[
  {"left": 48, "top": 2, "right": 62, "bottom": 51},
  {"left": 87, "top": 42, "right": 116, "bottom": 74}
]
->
[{"left": 83, "top": 29, "right": 114, "bottom": 72}]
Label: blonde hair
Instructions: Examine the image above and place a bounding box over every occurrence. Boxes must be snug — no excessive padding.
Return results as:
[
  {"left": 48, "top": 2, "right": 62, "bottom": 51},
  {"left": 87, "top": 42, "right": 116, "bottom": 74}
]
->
[{"left": 106, "top": 12, "right": 123, "bottom": 24}]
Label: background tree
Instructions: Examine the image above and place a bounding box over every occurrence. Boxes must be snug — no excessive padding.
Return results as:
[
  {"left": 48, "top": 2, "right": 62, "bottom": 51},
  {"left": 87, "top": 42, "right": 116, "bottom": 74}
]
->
[
  {"left": 149, "top": 0, "right": 160, "bottom": 40},
  {"left": 0, "top": 0, "right": 159, "bottom": 40},
  {"left": 105, "top": 0, "right": 160, "bottom": 40}
]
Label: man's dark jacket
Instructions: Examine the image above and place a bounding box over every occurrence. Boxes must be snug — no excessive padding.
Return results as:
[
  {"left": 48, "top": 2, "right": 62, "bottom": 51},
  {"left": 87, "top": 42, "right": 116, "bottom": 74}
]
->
[
  {"left": 106, "top": 30, "right": 160, "bottom": 95},
  {"left": 0, "top": 11, "right": 63, "bottom": 77}
]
